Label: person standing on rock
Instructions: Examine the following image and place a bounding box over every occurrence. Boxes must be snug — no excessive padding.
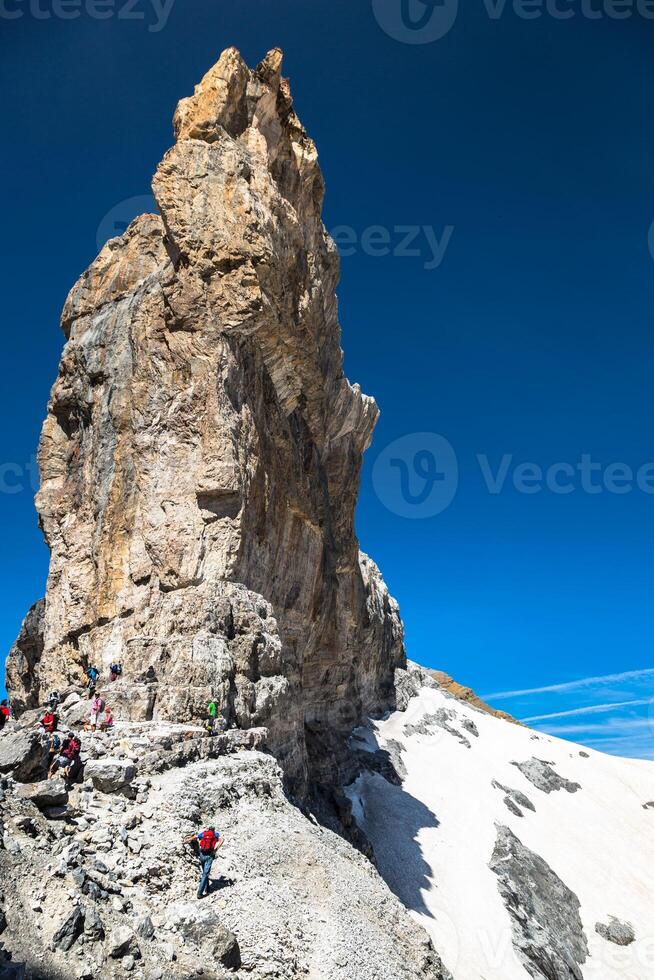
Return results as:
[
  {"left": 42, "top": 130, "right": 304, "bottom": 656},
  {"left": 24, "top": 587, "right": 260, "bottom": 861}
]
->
[
  {"left": 88, "top": 694, "right": 105, "bottom": 732},
  {"left": 47, "top": 690, "right": 61, "bottom": 710},
  {"left": 184, "top": 827, "right": 224, "bottom": 898},
  {"left": 109, "top": 663, "right": 122, "bottom": 682},
  {"left": 85, "top": 665, "right": 99, "bottom": 694}
]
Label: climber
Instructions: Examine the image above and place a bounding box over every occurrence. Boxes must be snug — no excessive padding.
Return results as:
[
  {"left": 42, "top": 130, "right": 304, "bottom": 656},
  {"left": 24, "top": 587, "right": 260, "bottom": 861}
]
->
[
  {"left": 183, "top": 826, "right": 224, "bottom": 898},
  {"left": 40, "top": 707, "right": 59, "bottom": 734},
  {"left": 101, "top": 705, "right": 114, "bottom": 730},
  {"left": 49, "top": 733, "right": 81, "bottom": 780},
  {"left": 85, "top": 665, "right": 100, "bottom": 693},
  {"left": 47, "top": 690, "right": 61, "bottom": 710},
  {"left": 0, "top": 699, "right": 10, "bottom": 731},
  {"left": 109, "top": 663, "right": 122, "bottom": 682},
  {"left": 87, "top": 693, "right": 105, "bottom": 732},
  {"left": 143, "top": 665, "right": 157, "bottom": 684},
  {"left": 47, "top": 729, "right": 66, "bottom": 766}
]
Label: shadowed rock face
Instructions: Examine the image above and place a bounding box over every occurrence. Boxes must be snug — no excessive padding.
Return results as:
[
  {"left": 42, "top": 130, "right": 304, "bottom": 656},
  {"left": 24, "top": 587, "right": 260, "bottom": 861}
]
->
[{"left": 5, "top": 47, "right": 405, "bottom": 796}]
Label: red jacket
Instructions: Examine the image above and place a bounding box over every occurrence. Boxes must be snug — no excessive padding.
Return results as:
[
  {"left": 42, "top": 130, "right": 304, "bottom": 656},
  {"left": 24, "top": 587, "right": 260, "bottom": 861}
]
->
[{"left": 41, "top": 712, "right": 57, "bottom": 733}]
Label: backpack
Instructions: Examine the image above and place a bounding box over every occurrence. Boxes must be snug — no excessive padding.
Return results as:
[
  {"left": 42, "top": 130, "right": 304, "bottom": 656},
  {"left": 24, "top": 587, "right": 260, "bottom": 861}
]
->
[
  {"left": 64, "top": 736, "right": 81, "bottom": 759},
  {"left": 198, "top": 830, "right": 219, "bottom": 853}
]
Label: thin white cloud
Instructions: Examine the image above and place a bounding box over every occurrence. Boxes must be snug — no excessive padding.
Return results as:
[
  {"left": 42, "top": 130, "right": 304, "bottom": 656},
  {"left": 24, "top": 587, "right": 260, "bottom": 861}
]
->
[
  {"left": 521, "top": 698, "right": 652, "bottom": 723},
  {"left": 482, "top": 668, "right": 654, "bottom": 701},
  {"left": 539, "top": 718, "right": 653, "bottom": 736}
]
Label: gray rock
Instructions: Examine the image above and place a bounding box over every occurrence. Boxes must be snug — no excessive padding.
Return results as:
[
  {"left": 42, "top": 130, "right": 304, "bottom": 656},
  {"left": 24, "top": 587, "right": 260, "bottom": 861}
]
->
[
  {"left": 107, "top": 926, "right": 137, "bottom": 958},
  {"left": 595, "top": 917, "right": 636, "bottom": 946},
  {"left": 16, "top": 777, "right": 68, "bottom": 810},
  {"left": 0, "top": 729, "right": 47, "bottom": 783},
  {"left": 212, "top": 924, "right": 241, "bottom": 969},
  {"left": 460, "top": 718, "right": 479, "bottom": 738},
  {"left": 84, "top": 759, "right": 136, "bottom": 794},
  {"left": 404, "top": 708, "right": 471, "bottom": 748},
  {"left": 136, "top": 915, "right": 154, "bottom": 940},
  {"left": 52, "top": 907, "right": 85, "bottom": 952},
  {"left": 83, "top": 905, "right": 105, "bottom": 942},
  {"left": 490, "top": 825, "right": 588, "bottom": 979},
  {"left": 492, "top": 780, "right": 536, "bottom": 814},
  {"left": 512, "top": 758, "right": 581, "bottom": 795}
]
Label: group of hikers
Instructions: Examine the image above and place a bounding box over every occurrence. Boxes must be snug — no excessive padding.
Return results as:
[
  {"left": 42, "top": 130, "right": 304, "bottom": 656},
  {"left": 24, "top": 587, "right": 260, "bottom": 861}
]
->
[{"left": 2, "top": 664, "right": 227, "bottom": 898}]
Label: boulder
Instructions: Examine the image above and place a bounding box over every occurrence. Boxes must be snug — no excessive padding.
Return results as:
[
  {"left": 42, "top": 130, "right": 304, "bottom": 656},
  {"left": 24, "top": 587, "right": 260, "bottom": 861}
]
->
[
  {"left": 107, "top": 926, "right": 137, "bottom": 959},
  {"left": 16, "top": 777, "right": 68, "bottom": 810},
  {"left": 52, "top": 907, "right": 84, "bottom": 952},
  {"left": 136, "top": 915, "right": 154, "bottom": 940},
  {"left": 0, "top": 729, "right": 47, "bottom": 782},
  {"left": 84, "top": 759, "right": 135, "bottom": 794},
  {"left": 595, "top": 917, "right": 636, "bottom": 946},
  {"left": 83, "top": 905, "right": 105, "bottom": 942},
  {"left": 212, "top": 925, "right": 241, "bottom": 970}
]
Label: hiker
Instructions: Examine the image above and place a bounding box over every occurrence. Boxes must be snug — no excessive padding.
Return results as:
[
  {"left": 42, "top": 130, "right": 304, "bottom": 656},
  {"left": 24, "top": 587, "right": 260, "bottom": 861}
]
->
[
  {"left": 49, "top": 733, "right": 81, "bottom": 780},
  {"left": 47, "top": 729, "right": 68, "bottom": 768},
  {"left": 109, "top": 663, "right": 122, "bottom": 682},
  {"left": 86, "top": 666, "right": 99, "bottom": 693},
  {"left": 101, "top": 705, "right": 114, "bottom": 730},
  {"left": 47, "top": 690, "right": 61, "bottom": 710},
  {"left": 144, "top": 665, "right": 157, "bottom": 683},
  {"left": 183, "top": 826, "right": 224, "bottom": 898},
  {"left": 0, "top": 699, "right": 10, "bottom": 731},
  {"left": 87, "top": 694, "right": 105, "bottom": 732},
  {"left": 204, "top": 716, "right": 216, "bottom": 736},
  {"left": 40, "top": 708, "right": 59, "bottom": 734}
]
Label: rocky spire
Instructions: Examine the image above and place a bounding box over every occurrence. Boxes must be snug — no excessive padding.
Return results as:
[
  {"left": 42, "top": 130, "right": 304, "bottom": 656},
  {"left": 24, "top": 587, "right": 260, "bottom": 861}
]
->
[{"left": 7, "top": 48, "right": 405, "bottom": 796}]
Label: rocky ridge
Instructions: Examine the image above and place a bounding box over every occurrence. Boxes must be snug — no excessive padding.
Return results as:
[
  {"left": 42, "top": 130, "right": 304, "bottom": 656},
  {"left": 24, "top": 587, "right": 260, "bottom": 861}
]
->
[{"left": 0, "top": 690, "right": 450, "bottom": 980}]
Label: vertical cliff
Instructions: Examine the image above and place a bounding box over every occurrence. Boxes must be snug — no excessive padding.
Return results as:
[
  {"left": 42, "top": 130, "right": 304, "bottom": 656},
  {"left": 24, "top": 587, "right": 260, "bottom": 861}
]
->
[{"left": 6, "top": 48, "right": 405, "bottom": 796}]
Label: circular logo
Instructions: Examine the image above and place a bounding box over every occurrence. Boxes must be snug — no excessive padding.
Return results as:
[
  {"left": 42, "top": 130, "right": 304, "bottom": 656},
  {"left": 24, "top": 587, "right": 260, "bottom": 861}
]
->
[
  {"left": 96, "top": 194, "right": 158, "bottom": 252},
  {"left": 372, "top": 432, "right": 458, "bottom": 518},
  {"left": 372, "top": 0, "right": 459, "bottom": 44}
]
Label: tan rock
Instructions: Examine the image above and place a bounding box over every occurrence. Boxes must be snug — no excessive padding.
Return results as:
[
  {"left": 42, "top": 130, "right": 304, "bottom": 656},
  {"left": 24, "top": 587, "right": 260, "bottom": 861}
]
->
[{"left": 7, "top": 49, "right": 405, "bottom": 797}]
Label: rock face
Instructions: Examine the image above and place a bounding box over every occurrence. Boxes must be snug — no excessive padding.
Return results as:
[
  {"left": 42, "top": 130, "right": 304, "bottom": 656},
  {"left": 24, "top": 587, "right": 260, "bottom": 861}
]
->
[{"left": 6, "top": 47, "right": 405, "bottom": 796}]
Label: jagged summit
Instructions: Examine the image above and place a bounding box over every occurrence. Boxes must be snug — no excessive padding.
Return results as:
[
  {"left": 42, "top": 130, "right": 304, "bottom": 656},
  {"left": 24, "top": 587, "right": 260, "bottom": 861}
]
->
[{"left": 7, "top": 48, "right": 403, "bottom": 799}]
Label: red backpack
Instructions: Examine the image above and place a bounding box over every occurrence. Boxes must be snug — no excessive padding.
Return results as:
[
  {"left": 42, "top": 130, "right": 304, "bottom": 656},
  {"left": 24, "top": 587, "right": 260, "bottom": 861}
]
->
[{"left": 198, "top": 830, "right": 219, "bottom": 853}]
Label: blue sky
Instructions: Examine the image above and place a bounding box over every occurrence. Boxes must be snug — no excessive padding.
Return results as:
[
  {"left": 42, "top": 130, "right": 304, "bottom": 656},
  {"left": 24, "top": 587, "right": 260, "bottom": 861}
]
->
[{"left": 1, "top": 0, "right": 654, "bottom": 758}]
